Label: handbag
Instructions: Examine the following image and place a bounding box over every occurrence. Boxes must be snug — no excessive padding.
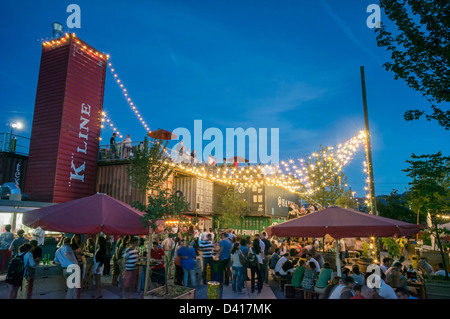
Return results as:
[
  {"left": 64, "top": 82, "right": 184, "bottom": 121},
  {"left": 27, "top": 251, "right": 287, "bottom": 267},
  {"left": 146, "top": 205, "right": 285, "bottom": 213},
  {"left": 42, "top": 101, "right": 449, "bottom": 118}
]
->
[
  {"left": 239, "top": 251, "right": 247, "bottom": 266},
  {"left": 174, "top": 255, "right": 181, "bottom": 267}
]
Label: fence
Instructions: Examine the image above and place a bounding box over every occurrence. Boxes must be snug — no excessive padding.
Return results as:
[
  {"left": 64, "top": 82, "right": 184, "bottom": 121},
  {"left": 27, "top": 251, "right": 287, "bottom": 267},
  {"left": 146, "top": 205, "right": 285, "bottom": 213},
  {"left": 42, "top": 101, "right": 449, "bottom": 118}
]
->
[{"left": 0, "top": 133, "right": 30, "bottom": 156}]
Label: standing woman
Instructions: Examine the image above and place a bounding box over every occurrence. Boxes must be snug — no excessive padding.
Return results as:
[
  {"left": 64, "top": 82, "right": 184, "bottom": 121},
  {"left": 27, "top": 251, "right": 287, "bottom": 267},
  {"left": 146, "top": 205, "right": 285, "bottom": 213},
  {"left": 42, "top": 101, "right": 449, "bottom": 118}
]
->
[
  {"left": 174, "top": 237, "right": 184, "bottom": 285},
  {"left": 93, "top": 236, "right": 106, "bottom": 299},
  {"left": 230, "top": 242, "right": 244, "bottom": 293},
  {"left": 178, "top": 239, "right": 197, "bottom": 288},
  {"left": 248, "top": 238, "right": 264, "bottom": 294}
]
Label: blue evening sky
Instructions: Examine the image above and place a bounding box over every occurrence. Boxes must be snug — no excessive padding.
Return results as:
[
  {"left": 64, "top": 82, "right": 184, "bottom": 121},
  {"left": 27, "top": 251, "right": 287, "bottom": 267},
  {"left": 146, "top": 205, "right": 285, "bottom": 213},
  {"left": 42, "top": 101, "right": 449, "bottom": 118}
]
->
[{"left": 0, "top": 0, "right": 447, "bottom": 197}]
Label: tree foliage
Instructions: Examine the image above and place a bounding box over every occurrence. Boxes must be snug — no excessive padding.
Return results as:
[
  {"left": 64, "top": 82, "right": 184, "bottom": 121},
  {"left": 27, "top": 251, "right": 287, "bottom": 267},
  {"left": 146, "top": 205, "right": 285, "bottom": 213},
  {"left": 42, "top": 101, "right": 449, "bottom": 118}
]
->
[
  {"left": 377, "top": 190, "right": 419, "bottom": 223},
  {"left": 403, "top": 151, "right": 450, "bottom": 278},
  {"left": 375, "top": 0, "right": 450, "bottom": 129},
  {"left": 298, "top": 145, "right": 353, "bottom": 208},
  {"left": 215, "top": 187, "right": 249, "bottom": 230},
  {"left": 127, "top": 137, "right": 173, "bottom": 194}
]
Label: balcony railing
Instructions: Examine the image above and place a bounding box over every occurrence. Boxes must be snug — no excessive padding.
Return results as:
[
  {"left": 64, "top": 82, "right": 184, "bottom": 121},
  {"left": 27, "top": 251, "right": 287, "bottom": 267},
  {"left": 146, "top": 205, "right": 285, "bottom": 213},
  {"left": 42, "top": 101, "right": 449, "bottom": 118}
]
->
[{"left": 0, "top": 133, "right": 30, "bottom": 156}]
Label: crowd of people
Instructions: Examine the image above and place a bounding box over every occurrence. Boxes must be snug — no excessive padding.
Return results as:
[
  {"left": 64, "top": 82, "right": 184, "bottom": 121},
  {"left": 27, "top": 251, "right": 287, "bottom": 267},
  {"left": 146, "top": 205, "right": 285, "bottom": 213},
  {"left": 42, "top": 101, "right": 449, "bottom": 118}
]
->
[{"left": 0, "top": 223, "right": 448, "bottom": 300}]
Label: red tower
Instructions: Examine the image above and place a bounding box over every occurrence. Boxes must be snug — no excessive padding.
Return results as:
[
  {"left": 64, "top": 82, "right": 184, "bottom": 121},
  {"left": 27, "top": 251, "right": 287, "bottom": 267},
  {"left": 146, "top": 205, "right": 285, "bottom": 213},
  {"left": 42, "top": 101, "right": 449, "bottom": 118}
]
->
[{"left": 25, "top": 34, "right": 107, "bottom": 203}]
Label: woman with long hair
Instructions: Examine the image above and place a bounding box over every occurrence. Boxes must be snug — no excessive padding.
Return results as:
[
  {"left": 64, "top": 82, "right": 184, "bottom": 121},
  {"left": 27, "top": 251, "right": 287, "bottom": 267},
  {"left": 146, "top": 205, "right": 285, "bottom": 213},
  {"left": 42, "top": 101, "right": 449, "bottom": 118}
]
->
[
  {"left": 248, "top": 238, "right": 264, "bottom": 294},
  {"left": 230, "top": 242, "right": 245, "bottom": 293},
  {"left": 93, "top": 236, "right": 106, "bottom": 299}
]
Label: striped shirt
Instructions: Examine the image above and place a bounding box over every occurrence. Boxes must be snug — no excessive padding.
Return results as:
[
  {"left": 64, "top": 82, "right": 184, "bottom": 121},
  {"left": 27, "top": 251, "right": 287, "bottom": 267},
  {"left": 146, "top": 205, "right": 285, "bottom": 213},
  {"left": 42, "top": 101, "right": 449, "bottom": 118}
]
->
[
  {"left": 199, "top": 240, "right": 215, "bottom": 258},
  {"left": 123, "top": 247, "right": 139, "bottom": 271}
]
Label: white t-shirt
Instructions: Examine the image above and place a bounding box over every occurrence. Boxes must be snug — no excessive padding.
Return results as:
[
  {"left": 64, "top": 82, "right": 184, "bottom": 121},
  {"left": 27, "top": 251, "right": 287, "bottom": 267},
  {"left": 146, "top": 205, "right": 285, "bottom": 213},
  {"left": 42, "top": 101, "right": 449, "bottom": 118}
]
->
[
  {"left": 378, "top": 280, "right": 398, "bottom": 299},
  {"left": 309, "top": 257, "right": 321, "bottom": 273},
  {"left": 32, "top": 227, "right": 45, "bottom": 246},
  {"left": 250, "top": 248, "right": 263, "bottom": 264},
  {"left": 328, "top": 284, "right": 346, "bottom": 299},
  {"left": 274, "top": 256, "right": 287, "bottom": 274}
]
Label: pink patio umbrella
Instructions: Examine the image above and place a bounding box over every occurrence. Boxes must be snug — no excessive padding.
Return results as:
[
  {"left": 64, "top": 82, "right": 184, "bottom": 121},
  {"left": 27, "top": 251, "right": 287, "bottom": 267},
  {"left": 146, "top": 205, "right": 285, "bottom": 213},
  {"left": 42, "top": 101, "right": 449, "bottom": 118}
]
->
[
  {"left": 22, "top": 193, "right": 161, "bottom": 235},
  {"left": 267, "top": 206, "right": 420, "bottom": 277}
]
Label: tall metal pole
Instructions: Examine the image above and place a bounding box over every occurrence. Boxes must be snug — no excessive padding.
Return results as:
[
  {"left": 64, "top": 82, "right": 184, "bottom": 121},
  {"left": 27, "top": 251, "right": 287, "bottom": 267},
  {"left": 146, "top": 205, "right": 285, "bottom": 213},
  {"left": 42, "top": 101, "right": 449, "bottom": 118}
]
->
[{"left": 360, "top": 66, "right": 377, "bottom": 216}]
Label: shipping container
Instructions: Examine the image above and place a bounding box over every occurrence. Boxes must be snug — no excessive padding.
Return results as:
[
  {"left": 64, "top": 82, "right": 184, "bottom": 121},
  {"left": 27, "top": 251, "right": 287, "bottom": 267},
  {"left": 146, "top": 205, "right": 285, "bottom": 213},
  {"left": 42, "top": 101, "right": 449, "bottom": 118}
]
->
[
  {"left": 174, "top": 175, "right": 213, "bottom": 215},
  {"left": 0, "top": 153, "right": 28, "bottom": 191},
  {"left": 95, "top": 162, "right": 174, "bottom": 207},
  {"left": 264, "top": 185, "right": 300, "bottom": 218},
  {"left": 234, "top": 184, "right": 300, "bottom": 217},
  {"left": 25, "top": 35, "right": 107, "bottom": 203}
]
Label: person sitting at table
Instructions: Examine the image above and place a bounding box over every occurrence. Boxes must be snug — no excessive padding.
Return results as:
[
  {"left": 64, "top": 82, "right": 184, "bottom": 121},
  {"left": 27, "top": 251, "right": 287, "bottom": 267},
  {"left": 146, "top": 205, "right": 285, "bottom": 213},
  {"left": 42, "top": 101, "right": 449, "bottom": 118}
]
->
[
  {"left": 395, "top": 287, "right": 418, "bottom": 299},
  {"left": 385, "top": 262, "right": 407, "bottom": 289},
  {"left": 274, "top": 252, "right": 289, "bottom": 276},
  {"left": 291, "top": 259, "right": 306, "bottom": 288},
  {"left": 150, "top": 241, "right": 165, "bottom": 285},
  {"left": 322, "top": 276, "right": 341, "bottom": 299},
  {"left": 380, "top": 257, "right": 393, "bottom": 274},
  {"left": 301, "top": 261, "right": 318, "bottom": 298},
  {"left": 269, "top": 248, "right": 280, "bottom": 270},
  {"left": 418, "top": 257, "right": 434, "bottom": 277},
  {"left": 328, "top": 276, "right": 355, "bottom": 299},
  {"left": 314, "top": 262, "right": 333, "bottom": 297},
  {"left": 279, "top": 255, "right": 295, "bottom": 280},
  {"left": 434, "top": 263, "right": 447, "bottom": 277},
  {"left": 349, "top": 265, "right": 365, "bottom": 286}
]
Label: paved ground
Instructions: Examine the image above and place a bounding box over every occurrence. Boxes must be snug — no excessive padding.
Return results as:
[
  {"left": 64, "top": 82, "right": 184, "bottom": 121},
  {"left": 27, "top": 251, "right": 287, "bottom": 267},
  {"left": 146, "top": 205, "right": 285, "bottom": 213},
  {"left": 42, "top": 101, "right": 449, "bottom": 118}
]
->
[{"left": 0, "top": 272, "right": 280, "bottom": 299}]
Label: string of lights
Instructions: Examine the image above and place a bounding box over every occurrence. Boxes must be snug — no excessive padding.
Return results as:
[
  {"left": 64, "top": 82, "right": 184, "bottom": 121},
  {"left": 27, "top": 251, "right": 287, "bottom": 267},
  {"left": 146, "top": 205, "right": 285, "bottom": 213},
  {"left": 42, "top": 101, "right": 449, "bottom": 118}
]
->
[
  {"left": 100, "top": 111, "right": 123, "bottom": 141},
  {"left": 106, "top": 60, "right": 151, "bottom": 134}
]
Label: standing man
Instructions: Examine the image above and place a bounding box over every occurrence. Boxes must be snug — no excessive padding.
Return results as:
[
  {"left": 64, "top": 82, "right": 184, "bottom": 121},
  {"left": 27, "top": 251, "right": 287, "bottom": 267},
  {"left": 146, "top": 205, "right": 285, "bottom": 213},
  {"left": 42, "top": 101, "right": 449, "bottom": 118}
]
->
[
  {"left": 261, "top": 232, "right": 271, "bottom": 284},
  {"left": 150, "top": 242, "right": 165, "bottom": 285},
  {"left": 162, "top": 234, "right": 175, "bottom": 280},
  {"left": 54, "top": 237, "right": 79, "bottom": 299},
  {"left": 30, "top": 226, "right": 45, "bottom": 247},
  {"left": 0, "top": 225, "right": 14, "bottom": 274},
  {"left": 9, "top": 229, "right": 29, "bottom": 257},
  {"left": 218, "top": 232, "right": 232, "bottom": 286},
  {"left": 199, "top": 233, "right": 215, "bottom": 284},
  {"left": 110, "top": 132, "right": 117, "bottom": 159}
]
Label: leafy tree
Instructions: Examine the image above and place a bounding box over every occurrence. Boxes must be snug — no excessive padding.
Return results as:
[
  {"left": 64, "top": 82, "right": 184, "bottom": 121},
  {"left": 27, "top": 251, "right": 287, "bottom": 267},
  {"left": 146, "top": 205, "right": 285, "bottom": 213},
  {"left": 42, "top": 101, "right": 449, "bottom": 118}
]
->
[
  {"left": 335, "top": 189, "right": 358, "bottom": 210},
  {"left": 127, "top": 136, "right": 190, "bottom": 294},
  {"left": 127, "top": 137, "right": 173, "bottom": 194},
  {"left": 298, "top": 145, "right": 351, "bottom": 208},
  {"left": 403, "top": 151, "right": 450, "bottom": 279},
  {"left": 215, "top": 187, "right": 249, "bottom": 230},
  {"left": 375, "top": 0, "right": 450, "bottom": 129},
  {"left": 377, "top": 190, "right": 419, "bottom": 223}
]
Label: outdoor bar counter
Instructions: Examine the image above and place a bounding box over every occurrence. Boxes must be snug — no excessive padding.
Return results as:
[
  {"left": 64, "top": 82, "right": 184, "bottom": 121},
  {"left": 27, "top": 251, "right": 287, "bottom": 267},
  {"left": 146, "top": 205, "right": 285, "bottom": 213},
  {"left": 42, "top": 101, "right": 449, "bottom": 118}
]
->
[{"left": 30, "top": 264, "right": 67, "bottom": 297}]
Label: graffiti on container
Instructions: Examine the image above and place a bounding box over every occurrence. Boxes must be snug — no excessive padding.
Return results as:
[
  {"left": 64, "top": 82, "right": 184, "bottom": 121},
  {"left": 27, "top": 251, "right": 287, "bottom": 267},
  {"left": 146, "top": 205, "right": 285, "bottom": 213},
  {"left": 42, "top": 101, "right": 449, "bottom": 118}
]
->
[
  {"left": 14, "top": 163, "right": 21, "bottom": 187},
  {"left": 277, "top": 196, "right": 294, "bottom": 208},
  {"left": 69, "top": 103, "right": 91, "bottom": 185},
  {"left": 233, "top": 229, "right": 260, "bottom": 236}
]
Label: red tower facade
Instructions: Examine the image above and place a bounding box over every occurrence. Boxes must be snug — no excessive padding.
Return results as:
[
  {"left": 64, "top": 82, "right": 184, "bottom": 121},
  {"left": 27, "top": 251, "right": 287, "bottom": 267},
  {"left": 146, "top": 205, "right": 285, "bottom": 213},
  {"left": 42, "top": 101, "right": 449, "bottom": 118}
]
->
[{"left": 25, "top": 34, "right": 107, "bottom": 203}]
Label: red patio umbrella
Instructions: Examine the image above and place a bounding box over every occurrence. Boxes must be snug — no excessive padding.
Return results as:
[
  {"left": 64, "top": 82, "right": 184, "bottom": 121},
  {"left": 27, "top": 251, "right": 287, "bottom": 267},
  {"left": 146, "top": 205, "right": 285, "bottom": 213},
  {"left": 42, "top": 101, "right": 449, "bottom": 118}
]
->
[
  {"left": 227, "top": 156, "right": 249, "bottom": 163},
  {"left": 267, "top": 206, "right": 420, "bottom": 238},
  {"left": 267, "top": 206, "right": 420, "bottom": 277},
  {"left": 147, "top": 129, "right": 177, "bottom": 140},
  {"left": 22, "top": 193, "right": 161, "bottom": 235}
]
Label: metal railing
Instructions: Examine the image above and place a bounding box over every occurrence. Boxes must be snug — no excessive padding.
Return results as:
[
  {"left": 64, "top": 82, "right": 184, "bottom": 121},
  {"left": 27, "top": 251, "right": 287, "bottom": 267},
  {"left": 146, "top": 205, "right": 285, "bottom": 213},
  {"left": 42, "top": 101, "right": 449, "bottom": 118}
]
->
[
  {"left": 0, "top": 133, "right": 30, "bottom": 156},
  {"left": 97, "top": 140, "right": 284, "bottom": 177}
]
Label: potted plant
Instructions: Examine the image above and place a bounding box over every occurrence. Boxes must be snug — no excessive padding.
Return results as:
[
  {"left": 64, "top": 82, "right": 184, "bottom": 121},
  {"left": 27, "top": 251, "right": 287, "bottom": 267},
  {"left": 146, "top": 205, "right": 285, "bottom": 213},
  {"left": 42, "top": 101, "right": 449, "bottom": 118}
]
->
[
  {"left": 382, "top": 238, "right": 400, "bottom": 259},
  {"left": 357, "top": 241, "right": 373, "bottom": 272}
]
